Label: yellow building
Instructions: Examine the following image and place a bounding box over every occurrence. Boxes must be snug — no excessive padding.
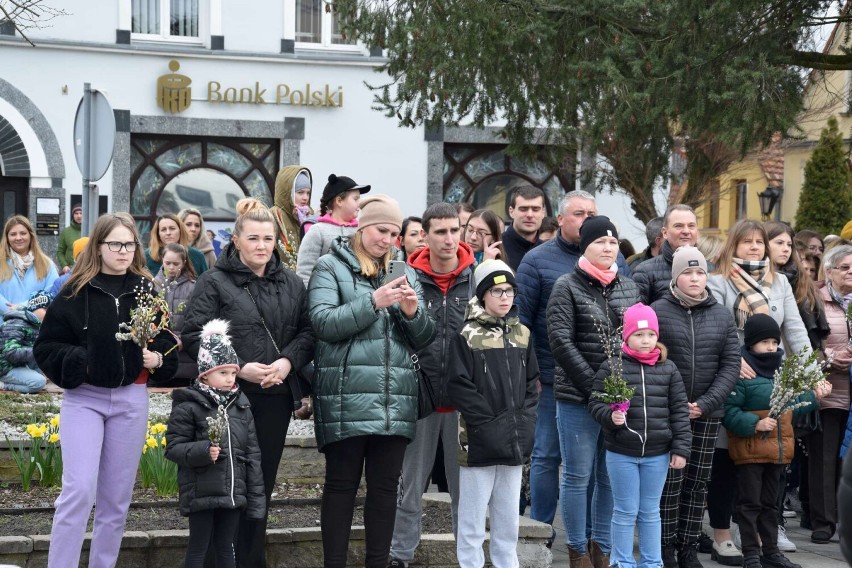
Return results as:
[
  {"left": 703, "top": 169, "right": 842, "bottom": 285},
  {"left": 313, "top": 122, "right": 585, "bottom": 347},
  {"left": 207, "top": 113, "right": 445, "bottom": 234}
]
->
[{"left": 697, "top": 19, "right": 852, "bottom": 237}]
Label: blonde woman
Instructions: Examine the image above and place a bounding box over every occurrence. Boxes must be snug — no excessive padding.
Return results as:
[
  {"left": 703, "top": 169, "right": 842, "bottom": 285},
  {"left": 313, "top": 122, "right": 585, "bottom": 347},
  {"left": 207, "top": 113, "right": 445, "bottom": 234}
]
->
[
  {"left": 308, "top": 195, "right": 435, "bottom": 567},
  {"left": 178, "top": 208, "right": 217, "bottom": 268},
  {"left": 182, "top": 203, "right": 314, "bottom": 567},
  {"left": 0, "top": 215, "right": 58, "bottom": 313},
  {"left": 145, "top": 213, "right": 208, "bottom": 276}
]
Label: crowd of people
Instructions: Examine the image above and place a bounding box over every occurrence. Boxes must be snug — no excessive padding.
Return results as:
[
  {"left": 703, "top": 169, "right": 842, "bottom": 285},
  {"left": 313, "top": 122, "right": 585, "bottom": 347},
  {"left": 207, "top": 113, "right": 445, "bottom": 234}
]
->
[{"left": 3, "top": 171, "right": 852, "bottom": 568}]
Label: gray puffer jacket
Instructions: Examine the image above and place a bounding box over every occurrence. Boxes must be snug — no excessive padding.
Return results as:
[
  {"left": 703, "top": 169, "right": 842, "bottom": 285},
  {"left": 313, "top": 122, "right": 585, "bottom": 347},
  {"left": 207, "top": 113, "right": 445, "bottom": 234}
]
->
[
  {"left": 165, "top": 386, "right": 265, "bottom": 518},
  {"left": 547, "top": 268, "right": 640, "bottom": 404},
  {"left": 652, "top": 291, "right": 741, "bottom": 418}
]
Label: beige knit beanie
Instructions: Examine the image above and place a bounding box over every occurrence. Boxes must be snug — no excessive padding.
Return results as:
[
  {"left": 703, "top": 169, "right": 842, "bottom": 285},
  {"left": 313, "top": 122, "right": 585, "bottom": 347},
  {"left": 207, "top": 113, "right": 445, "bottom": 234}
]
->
[{"left": 358, "top": 195, "right": 403, "bottom": 230}]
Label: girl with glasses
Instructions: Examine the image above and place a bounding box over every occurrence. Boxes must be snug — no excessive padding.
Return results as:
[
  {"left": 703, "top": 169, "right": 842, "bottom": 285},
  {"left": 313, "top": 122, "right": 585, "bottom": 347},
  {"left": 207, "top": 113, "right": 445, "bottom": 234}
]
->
[{"left": 33, "top": 213, "right": 179, "bottom": 568}]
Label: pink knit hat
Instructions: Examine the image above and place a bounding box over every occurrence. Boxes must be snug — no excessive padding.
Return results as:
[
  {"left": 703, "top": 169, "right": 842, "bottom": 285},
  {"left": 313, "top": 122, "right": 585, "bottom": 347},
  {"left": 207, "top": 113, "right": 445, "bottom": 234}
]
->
[{"left": 622, "top": 303, "right": 659, "bottom": 341}]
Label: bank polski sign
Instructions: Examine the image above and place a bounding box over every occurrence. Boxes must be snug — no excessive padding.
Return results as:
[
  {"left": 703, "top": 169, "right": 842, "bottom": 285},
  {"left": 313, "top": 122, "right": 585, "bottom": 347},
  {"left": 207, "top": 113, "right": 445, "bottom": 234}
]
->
[{"left": 156, "top": 59, "right": 344, "bottom": 113}]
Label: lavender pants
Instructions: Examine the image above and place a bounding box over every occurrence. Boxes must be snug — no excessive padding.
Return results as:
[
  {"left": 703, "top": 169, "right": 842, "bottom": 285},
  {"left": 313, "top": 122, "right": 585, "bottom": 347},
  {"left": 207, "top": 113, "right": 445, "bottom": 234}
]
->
[{"left": 48, "top": 383, "right": 148, "bottom": 568}]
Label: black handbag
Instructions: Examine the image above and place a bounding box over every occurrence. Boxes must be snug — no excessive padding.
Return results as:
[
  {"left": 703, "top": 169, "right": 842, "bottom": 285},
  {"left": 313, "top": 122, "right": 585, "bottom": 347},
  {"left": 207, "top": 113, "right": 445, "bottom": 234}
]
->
[
  {"left": 411, "top": 353, "right": 437, "bottom": 420},
  {"left": 390, "top": 311, "right": 436, "bottom": 420},
  {"left": 794, "top": 407, "right": 822, "bottom": 439}
]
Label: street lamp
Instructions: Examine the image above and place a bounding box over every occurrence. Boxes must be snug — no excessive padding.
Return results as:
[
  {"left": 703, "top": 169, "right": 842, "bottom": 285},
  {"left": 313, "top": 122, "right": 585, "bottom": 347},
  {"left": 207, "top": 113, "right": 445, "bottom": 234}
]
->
[{"left": 758, "top": 186, "right": 782, "bottom": 221}]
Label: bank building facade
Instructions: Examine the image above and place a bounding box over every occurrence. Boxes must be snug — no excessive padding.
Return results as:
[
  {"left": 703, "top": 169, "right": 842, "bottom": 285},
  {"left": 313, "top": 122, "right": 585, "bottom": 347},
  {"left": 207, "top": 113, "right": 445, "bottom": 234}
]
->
[{"left": 1, "top": 0, "right": 634, "bottom": 259}]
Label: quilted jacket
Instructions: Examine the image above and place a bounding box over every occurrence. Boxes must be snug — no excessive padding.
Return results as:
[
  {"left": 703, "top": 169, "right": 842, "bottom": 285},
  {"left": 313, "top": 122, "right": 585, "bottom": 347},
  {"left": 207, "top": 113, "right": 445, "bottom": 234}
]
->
[
  {"left": 588, "top": 356, "right": 692, "bottom": 459},
  {"left": 546, "top": 267, "right": 640, "bottom": 404},
  {"left": 516, "top": 234, "right": 630, "bottom": 386},
  {"left": 307, "top": 237, "right": 436, "bottom": 451},
  {"left": 652, "top": 291, "right": 740, "bottom": 418}
]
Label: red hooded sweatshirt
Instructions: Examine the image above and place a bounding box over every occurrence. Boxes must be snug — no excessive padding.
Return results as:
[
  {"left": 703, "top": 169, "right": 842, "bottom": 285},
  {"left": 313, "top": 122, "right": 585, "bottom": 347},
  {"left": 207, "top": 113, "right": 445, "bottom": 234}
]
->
[{"left": 407, "top": 241, "right": 475, "bottom": 295}]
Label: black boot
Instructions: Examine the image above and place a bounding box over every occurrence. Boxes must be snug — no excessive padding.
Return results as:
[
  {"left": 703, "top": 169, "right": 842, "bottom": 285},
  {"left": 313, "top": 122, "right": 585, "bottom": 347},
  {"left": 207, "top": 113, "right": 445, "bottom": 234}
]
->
[
  {"left": 663, "top": 544, "right": 679, "bottom": 568},
  {"left": 678, "top": 545, "right": 704, "bottom": 568}
]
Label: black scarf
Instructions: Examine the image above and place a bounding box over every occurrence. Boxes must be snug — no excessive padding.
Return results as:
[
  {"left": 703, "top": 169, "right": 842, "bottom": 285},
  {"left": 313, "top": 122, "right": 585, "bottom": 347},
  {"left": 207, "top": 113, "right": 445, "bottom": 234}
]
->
[{"left": 741, "top": 346, "right": 784, "bottom": 379}]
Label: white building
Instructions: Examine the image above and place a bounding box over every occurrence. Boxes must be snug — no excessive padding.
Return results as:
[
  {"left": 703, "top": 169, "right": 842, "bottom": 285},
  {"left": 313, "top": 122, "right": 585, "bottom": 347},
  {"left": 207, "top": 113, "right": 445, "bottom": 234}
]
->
[{"left": 0, "top": 0, "right": 645, "bottom": 258}]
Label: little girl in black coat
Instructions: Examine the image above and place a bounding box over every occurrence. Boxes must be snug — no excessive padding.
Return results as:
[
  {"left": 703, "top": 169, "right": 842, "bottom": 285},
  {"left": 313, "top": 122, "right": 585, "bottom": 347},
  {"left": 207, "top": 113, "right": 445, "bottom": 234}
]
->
[{"left": 166, "top": 319, "right": 264, "bottom": 568}]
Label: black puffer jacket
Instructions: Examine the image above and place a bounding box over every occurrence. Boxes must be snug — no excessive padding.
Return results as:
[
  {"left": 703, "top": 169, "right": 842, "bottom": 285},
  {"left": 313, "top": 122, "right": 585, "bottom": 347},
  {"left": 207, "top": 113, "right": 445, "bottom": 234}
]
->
[
  {"left": 34, "top": 274, "right": 179, "bottom": 389},
  {"left": 165, "top": 386, "right": 265, "bottom": 518},
  {"left": 182, "top": 245, "right": 315, "bottom": 396},
  {"left": 414, "top": 264, "right": 475, "bottom": 407},
  {"left": 652, "top": 292, "right": 741, "bottom": 418},
  {"left": 446, "top": 301, "right": 540, "bottom": 467},
  {"left": 588, "top": 356, "right": 692, "bottom": 458},
  {"left": 546, "top": 268, "right": 640, "bottom": 404},
  {"left": 631, "top": 240, "right": 675, "bottom": 305}
]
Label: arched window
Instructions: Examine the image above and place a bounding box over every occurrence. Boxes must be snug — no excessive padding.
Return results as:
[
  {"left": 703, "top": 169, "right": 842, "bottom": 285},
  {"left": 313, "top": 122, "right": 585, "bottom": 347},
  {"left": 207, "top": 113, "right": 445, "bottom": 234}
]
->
[
  {"left": 130, "top": 135, "right": 278, "bottom": 240},
  {"left": 443, "top": 144, "right": 573, "bottom": 217}
]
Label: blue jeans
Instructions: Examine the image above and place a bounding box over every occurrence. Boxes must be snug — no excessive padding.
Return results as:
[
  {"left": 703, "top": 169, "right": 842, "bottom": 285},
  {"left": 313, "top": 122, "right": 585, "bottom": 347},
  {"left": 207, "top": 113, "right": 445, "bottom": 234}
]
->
[
  {"left": 3, "top": 364, "right": 46, "bottom": 393},
  {"left": 607, "top": 451, "right": 670, "bottom": 568},
  {"left": 530, "top": 383, "right": 561, "bottom": 525},
  {"left": 557, "top": 400, "right": 612, "bottom": 553}
]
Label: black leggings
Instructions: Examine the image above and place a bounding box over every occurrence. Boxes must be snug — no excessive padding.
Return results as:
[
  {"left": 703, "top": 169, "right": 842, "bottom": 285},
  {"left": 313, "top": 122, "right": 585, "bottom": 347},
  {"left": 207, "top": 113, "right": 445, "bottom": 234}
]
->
[
  {"left": 321, "top": 434, "right": 408, "bottom": 568},
  {"left": 186, "top": 508, "right": 241, "bottom": 568},
  {"left": 236, "top": 391, "right": 293, "bottom": 568}
]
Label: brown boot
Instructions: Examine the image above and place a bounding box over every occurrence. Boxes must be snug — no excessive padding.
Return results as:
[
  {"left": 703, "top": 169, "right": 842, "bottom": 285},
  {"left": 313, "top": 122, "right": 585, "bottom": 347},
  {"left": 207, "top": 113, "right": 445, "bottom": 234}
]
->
[
  {"left": 589, "top": 540, "right": 610, "bottom": 568},
  {"left": 568, "top": 547, "right": 593, "bottom": 568}
]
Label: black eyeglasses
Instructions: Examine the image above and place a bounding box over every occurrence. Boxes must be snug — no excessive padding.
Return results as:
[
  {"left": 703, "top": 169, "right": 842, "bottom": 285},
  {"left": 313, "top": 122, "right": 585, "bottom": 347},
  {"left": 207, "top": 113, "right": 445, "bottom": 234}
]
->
[
  {"left": 489, "top": 287, "right": 516, "bottom": 298},
  {"left": 99, "top": 241, "right": 138, "bottom": 252}
]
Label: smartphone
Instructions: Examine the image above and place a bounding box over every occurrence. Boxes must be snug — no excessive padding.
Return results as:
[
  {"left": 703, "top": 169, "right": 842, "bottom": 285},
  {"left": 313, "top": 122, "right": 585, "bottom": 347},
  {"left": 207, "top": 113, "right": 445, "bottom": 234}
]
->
[{"left": 385, "top": 260, "right": 407, "bottom": 286}]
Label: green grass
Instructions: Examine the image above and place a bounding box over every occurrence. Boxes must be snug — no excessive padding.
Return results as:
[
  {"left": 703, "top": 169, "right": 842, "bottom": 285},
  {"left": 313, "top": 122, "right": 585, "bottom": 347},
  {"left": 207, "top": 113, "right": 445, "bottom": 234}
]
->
[{"left": 0, "top": 392, "right": 60, "bottom": 429}]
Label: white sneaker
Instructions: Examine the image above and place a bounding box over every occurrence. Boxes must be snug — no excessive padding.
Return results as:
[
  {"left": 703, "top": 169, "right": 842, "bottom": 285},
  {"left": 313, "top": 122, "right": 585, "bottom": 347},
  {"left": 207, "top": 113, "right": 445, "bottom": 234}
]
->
[{"left": 777, "top": 525, "right": 797, "bottom": 552}]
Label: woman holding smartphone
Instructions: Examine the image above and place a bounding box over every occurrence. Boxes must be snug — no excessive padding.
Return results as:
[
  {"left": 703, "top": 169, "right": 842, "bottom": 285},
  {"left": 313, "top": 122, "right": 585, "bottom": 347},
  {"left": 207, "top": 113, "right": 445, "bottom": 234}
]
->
[{"left": 307, "top": 194, "right": 435, "bottom": 568}]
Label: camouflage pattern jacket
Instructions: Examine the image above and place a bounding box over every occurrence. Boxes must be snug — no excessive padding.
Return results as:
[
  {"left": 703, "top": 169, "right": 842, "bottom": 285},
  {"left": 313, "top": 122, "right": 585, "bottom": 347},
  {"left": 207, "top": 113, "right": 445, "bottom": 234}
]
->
[{"left": 446, "top": 299, "right": 540, "bottom": 467}]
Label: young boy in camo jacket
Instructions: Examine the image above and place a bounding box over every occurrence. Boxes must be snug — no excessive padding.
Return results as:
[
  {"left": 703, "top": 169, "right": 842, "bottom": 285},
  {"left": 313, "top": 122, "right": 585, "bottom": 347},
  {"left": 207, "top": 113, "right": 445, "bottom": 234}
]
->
[{"left": 446, "top": 259, "right": 540, "bottom": 568}]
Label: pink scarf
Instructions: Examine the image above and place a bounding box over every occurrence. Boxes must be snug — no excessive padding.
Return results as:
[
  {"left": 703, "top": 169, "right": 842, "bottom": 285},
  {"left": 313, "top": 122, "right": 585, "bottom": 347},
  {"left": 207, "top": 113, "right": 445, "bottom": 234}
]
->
[
  {"left": 622, "top": 343, "right": 660, "bottom": 366},
  {"left": 318, "top": 213, "right": 359, "bottom": 227},
  {"left": 579, "top": 256, "right": 617, "bottom": 286}
]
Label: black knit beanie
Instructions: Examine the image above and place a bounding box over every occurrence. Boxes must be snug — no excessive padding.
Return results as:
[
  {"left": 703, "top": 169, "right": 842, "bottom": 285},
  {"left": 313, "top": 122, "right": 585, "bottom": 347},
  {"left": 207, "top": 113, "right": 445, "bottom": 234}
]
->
[
  {"left": 743, "top": 313, "right": 781, "bottom": 348},
  {"left": 579, "top": 216, "right": 618, "bottom": 253}
]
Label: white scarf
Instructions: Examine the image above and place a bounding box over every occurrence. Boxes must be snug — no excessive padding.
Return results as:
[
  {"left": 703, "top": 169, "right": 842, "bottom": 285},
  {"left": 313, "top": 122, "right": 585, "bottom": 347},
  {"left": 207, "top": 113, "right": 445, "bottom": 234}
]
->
[{"left": 9, "top": 250, "right": 34, "bottom": 279}]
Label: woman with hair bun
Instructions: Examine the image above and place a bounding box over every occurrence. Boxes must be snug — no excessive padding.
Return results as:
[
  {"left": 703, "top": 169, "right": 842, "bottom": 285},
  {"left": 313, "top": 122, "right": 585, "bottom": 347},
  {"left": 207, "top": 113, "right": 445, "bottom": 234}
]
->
[{"left": 182, "top": 203, "right": 314, "bottom": 567}]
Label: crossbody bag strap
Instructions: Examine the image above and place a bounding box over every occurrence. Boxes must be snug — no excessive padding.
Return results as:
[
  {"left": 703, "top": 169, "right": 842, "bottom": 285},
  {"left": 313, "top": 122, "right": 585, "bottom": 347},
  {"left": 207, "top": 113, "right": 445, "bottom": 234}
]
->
[{"left": 243, "top": 283, "right": 281, "bottom": 354}]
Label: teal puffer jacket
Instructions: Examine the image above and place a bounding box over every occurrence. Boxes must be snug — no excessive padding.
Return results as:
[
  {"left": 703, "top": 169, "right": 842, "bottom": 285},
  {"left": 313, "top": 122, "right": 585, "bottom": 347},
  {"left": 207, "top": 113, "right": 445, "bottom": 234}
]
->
[{"left": 308, "top": 238, "right": 436, "bottom": 451}]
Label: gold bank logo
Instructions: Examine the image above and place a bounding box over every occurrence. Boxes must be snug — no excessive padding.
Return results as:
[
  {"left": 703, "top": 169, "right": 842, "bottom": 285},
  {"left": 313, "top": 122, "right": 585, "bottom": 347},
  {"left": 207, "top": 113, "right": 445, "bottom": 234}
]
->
[
  {"left": 156, "top": 60, "right": 343, "bottom": 110},
  {"left": 157, "top": 60, "right": 192, "bottom": 113}
]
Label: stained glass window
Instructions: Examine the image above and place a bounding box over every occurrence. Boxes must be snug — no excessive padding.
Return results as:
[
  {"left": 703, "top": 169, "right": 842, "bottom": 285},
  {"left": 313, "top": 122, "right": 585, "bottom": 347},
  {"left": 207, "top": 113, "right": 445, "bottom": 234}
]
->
[
  {"left": 130, "top": 136, "right": 279, "bottom": 227},
  {"left": 442, "top": 144, "right": 574, "bottom": 217}
]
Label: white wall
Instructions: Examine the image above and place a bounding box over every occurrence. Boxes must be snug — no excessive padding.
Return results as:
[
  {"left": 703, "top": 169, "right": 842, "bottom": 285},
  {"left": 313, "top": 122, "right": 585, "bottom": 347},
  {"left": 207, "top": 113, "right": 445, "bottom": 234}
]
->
[{"left": 2, "top": 41, "right": 428, "bottom": 219}]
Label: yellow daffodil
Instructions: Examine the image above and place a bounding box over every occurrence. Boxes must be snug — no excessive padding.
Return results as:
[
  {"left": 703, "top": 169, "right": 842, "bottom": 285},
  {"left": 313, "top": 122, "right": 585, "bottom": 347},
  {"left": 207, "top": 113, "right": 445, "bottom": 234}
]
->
[
  {"left": 146, "top": 437, "right": 157, "bottom": 448},
  {"left": 26, "top": 424, "right": 44, "bottom": 438},
  {"left": 161, "top": 437, "right": 167, "bottom": 447},
  {"left": 151, "top": 423, "right": 167, "bottom": 435},
  {"left": 48, "top": 433, "right": 59, "bottom": 444},
  {"left": 49, "top": 416, "right": 60, "bottom": 428}
]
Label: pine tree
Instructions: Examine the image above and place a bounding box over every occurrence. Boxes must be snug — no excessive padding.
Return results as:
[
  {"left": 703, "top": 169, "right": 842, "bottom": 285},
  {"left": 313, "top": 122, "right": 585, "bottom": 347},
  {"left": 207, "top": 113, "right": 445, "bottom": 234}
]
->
[{"left": 795, "top": 117, "right": 852, "bottom": 235}]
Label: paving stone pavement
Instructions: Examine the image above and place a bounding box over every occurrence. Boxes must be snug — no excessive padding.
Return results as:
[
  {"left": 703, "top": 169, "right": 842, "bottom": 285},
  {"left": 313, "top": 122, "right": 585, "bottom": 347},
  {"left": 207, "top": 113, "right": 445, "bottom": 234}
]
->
[{"left": 543, "top": 510, "right": 847, "bottom": 567}]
